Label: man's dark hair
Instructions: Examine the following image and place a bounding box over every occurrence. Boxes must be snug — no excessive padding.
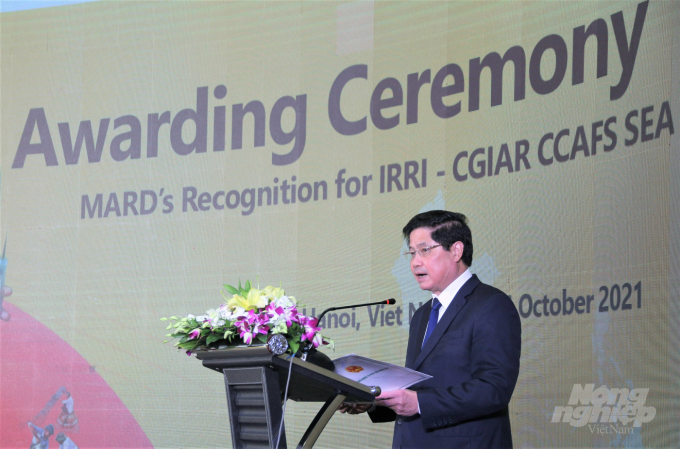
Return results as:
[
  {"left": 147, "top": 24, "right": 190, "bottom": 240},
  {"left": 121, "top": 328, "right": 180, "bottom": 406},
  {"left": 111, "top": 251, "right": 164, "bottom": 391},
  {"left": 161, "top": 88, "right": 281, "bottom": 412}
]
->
[{"left": 402, "top": 210, "right": 473, "bottom": 266}]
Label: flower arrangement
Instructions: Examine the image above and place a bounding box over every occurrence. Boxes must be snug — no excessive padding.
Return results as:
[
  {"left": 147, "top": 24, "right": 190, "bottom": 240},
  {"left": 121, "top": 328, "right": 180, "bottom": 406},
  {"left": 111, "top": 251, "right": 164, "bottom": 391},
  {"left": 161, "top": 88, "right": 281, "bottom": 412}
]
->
[{"left": 161, "top": 280, "right": 332, "bottom": 355}]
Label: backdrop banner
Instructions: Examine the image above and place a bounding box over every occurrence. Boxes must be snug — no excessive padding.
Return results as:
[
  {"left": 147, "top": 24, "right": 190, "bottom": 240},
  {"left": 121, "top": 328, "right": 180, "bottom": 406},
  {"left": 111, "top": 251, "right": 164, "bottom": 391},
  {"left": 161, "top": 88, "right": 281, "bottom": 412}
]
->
[{"left": 1, "top": 1, "right": 678, "bottom": 448}]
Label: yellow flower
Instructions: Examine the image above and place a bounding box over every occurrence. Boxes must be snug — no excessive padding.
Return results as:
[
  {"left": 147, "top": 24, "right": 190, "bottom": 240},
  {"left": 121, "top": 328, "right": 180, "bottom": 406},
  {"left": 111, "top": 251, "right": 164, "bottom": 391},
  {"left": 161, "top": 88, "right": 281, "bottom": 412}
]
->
[
  {"left": 263, "top": 285, "right": 285, "bottom": 299},
  {"left": 227, "top": 288, "right": 268, "bottom": 311}
]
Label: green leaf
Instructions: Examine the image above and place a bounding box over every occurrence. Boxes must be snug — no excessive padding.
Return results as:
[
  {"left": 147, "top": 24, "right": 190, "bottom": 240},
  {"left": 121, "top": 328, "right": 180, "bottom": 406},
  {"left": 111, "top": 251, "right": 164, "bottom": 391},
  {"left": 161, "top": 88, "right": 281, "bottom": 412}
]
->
[
  {"left": 223, "top": 284, "right": 239, "bottom": 295},
  {"left": 206, "top": 334, "right": 222, "bottom": 345},
  {"left": 289, "top": 340, "right": 299, "bottom": 354},
  {"left": 256, "top": 333, "right": 267, "bottom": 344},
  {"left": 160, "top": 317, "right": 168, "bottom": 321},
  {"left": 245, "top": 280, "right": 251, "bottom": 291},
  {"left": 288, "top": 324, "right": 302, "bottom": 338},
  {"left": 238, "top": 279, "right": 249, "bottom": 296},
  {"left": 166, "top": 324, "right": 173, "bottom": 330},
  {"left": 169, "top": 316, "right": 179, "bottom": 321}
]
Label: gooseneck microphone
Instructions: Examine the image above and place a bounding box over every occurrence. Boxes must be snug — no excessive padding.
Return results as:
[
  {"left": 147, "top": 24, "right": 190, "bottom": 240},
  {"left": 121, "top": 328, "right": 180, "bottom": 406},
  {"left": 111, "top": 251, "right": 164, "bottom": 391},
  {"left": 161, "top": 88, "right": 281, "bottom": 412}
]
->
[
  {"left": 316, "top": 298, "right": 396, "bottom": 325},
  {"left": 299, "top": 299, "right": 397, "bottom": 359}
]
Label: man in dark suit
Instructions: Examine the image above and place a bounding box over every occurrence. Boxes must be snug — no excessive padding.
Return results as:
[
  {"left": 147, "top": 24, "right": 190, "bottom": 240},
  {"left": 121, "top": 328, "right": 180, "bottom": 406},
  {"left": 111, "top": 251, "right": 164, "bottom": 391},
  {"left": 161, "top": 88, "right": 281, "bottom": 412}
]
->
[{"left": 343, "top": 210, "right": 521, "bottom": 448}]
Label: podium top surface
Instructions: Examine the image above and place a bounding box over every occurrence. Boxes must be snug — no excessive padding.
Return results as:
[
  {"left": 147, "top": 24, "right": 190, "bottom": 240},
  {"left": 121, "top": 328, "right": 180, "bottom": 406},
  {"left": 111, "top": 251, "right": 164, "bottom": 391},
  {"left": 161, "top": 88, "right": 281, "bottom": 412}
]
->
[{"left": 196, "top": 346, "right": 376, "bottom": 403}]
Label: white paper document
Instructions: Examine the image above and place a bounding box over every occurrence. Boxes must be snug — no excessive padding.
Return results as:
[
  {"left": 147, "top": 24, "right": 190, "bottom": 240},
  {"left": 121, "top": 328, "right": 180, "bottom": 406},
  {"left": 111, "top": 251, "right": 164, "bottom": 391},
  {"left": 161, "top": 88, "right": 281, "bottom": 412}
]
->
[{"left": 333, "top": 354, "right": 432, "bottom": 391}]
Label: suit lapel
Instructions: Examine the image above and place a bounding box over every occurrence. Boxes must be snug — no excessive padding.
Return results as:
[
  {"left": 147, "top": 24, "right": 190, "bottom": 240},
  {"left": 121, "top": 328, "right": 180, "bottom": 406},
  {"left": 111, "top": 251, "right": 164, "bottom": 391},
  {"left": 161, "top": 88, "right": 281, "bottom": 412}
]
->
[
  {"left": 412, "top": 275, "right": 481, "bottom": 371},
  {"left": 406, "top": 300, "right": 431, "bottom": 369}
]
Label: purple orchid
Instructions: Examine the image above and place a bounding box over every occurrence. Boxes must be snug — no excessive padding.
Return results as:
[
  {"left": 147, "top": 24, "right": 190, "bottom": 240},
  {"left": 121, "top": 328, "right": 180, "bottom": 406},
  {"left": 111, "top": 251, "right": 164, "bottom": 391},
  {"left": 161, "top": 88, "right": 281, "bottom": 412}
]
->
[
  {"left": 234, "top": 316, "right": 253, "bottom": 344},
  {"left": 266, "top": 304, "right": 299, "bottom": 327},
  {"left": 238, "top": 326, "right": 254, "bottom": 345},
  {"left": 235, "top": 311, "right": 270, "bottom": 345},
  {"left": 299, "top": 316, "right": 322, "bottom": 347},
  {"left": 283, "top": 307, "right": 299, "bottom": 325},
  {"left": 187, "top": 328, "right": 201, "bottom": 340}
]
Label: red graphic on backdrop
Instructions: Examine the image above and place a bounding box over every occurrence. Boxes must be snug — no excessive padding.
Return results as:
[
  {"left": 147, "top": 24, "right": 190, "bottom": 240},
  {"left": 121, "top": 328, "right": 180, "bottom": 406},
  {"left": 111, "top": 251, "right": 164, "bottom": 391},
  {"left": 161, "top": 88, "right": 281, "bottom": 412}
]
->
[{"left": 0, "top": 301, "right": 154, "bottom": 448}]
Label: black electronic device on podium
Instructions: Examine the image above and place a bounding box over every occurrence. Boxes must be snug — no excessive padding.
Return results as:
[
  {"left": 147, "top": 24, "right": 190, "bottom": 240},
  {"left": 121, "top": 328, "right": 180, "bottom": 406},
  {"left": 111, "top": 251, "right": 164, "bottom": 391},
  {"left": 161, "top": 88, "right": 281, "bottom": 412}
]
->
[{"left": 196, "top": 345, "right": 379, "bottom": 449}]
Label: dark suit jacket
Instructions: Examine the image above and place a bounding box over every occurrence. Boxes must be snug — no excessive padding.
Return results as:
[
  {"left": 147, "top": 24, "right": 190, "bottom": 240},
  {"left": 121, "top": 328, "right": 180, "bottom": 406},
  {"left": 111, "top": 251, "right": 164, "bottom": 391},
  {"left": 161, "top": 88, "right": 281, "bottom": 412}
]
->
[{"left": 370, "top": 275, "right": 521, "bottom": 449}]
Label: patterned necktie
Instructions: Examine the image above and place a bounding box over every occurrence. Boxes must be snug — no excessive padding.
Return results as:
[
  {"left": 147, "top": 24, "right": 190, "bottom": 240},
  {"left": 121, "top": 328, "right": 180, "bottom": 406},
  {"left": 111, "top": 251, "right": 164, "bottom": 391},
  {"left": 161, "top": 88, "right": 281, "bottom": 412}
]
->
[{"left": 422, "top": 298, "right": 441, "bottom": 347}]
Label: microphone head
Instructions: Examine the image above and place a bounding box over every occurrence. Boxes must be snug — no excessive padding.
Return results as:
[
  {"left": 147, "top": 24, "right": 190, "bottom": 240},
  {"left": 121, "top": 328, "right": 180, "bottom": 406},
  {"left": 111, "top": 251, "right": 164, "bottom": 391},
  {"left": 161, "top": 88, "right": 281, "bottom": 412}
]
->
[{"left": 385, "top": 298, "right": 396, "bottom": 305}]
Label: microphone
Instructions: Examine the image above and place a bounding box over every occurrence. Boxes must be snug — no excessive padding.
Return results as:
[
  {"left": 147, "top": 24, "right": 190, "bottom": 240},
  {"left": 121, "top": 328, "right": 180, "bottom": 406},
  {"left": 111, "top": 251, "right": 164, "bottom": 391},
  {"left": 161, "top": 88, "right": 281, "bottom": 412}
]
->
[
  {"left": 316, "top": 298, "right": 396, "bottom": 326},
  {"left": 298, "top": 299, "right": 396, "bottom": 358}
]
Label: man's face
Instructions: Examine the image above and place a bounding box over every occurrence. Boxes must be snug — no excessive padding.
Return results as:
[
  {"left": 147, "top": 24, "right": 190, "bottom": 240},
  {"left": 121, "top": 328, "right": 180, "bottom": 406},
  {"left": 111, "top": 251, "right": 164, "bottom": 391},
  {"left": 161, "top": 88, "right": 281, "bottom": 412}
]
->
[{"left": 409, "top": 227, "right": 464, "bottom": 296}]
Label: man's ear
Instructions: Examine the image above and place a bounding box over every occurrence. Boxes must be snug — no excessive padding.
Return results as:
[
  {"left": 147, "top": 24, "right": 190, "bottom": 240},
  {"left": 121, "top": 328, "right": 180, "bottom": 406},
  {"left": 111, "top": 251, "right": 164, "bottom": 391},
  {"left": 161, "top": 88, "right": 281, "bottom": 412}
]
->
[{"left": 451, "top": 241, "right": 464, "bottom": 262}]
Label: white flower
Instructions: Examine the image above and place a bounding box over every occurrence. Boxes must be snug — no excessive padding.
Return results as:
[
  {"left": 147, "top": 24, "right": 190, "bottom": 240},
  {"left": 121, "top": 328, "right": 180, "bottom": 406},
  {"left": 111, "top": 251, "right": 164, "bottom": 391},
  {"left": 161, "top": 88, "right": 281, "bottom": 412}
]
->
[
  {"left": 217, "top": 306, "right": 246, "bottom": 323},
  {"left": 218, "top": 304, "right": 231, "bottom": 319},
  {"left": 231, "top": 307, "right": 246, "bottom": 319},
  {"left": 273, "top": 295, "right": 296, "bottom": 309}
]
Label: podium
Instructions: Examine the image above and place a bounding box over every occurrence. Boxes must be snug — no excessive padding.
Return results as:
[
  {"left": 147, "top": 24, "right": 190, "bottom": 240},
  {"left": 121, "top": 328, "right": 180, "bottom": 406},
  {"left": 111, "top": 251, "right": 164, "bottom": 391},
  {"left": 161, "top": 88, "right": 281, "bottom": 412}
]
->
[{"left": 196, "top": 346, "right": 378, "bottom": 449}]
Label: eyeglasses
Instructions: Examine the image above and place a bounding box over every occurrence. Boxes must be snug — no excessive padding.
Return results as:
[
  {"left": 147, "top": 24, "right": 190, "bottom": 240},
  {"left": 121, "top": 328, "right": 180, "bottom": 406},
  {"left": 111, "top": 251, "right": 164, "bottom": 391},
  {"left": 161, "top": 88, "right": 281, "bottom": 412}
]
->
[{"left": 403, "top": 244, "right": 442, "bottom": 259}]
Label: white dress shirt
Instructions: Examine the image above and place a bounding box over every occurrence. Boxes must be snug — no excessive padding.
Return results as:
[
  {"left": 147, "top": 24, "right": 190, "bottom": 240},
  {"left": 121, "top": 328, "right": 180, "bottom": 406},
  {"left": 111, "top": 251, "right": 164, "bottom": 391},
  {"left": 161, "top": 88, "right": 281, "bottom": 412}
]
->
[{"left": 432, "top": 268, "right": 472, "bottom": 322}]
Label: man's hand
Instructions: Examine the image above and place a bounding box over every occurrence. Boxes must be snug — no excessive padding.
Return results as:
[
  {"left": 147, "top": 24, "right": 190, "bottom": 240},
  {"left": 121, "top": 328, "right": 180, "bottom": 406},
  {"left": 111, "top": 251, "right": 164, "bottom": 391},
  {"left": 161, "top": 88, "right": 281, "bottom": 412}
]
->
[
  {"left": 337, "top": 403, "right": 373, "bottom": 415},
  {"left": 0, "top": 286, "right": 11, "bottom": 322},
  {"left": 375, "top": 389, "right": 419, "bottom": 416}
]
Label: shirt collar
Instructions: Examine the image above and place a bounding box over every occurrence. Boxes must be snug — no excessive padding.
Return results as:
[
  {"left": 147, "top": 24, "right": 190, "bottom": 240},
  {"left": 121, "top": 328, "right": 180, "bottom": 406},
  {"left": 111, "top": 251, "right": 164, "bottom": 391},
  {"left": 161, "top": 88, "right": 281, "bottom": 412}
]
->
[{"left": 434, "top": 269, "right": 472, "bottom": 315}]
